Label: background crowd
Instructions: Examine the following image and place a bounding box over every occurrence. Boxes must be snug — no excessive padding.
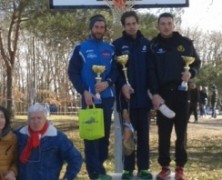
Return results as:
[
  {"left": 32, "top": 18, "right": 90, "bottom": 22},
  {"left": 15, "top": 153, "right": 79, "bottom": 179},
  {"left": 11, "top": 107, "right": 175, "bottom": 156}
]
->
[{"left": 188, "top": 83, "right": 220, "bottom": 123}]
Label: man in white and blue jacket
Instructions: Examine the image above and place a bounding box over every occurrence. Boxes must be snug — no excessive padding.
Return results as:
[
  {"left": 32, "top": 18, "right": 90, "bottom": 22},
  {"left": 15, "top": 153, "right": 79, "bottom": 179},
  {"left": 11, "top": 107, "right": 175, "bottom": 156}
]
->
[{"left": 68, "top": 14, "right": 118, "bottom": 180}]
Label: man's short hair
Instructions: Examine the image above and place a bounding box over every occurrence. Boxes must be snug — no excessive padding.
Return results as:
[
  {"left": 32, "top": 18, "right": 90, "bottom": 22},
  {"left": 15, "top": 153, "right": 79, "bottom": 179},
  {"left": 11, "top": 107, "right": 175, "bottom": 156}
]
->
[
  {"left": 121, "top": 11, "right": 139, "bottom": 26},
  {"left": 158, "top": 12, "right": 174, "bottom": 24}
]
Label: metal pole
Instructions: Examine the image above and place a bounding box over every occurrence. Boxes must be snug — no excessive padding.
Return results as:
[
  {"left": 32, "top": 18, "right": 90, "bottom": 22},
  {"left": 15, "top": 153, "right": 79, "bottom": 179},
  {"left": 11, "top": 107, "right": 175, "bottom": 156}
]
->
[
  {"left": 112, "top": 20, "right": 124, "bottom": 174},
  {"left": 113, "top": 102, "right": 123, "bottom": 172}
]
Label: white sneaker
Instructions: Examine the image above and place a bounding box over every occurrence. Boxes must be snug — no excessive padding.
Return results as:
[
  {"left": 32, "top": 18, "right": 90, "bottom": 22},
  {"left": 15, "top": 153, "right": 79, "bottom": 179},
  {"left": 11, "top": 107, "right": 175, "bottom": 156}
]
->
[{"left": 159, "top": 104, "right": 176, "bottom": 119}]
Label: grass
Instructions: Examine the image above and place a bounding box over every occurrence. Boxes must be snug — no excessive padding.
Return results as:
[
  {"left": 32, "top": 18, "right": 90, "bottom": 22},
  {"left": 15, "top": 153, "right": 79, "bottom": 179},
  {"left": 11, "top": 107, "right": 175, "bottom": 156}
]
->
[
  {"left": 14, "top": 116, "right": 222, "bottom": 180},
  {"left": 64, "top": 119, "right": 222, "bottom": 180}
]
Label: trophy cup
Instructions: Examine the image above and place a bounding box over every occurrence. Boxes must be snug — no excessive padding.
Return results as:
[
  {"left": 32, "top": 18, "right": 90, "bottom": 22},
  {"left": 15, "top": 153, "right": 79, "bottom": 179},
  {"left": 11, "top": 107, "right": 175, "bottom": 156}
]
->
[
  {"left": 116, "top": 54, "right": 130, "bottom": 85},
  {"left": 92, "top": 65, "right": 106, "bottom": 102},
  {"left": 116, "top": 55, "right": 135, "bottom": 155},
  {"left": 178, "top": 56, "right": 195, "bottom": 91}
]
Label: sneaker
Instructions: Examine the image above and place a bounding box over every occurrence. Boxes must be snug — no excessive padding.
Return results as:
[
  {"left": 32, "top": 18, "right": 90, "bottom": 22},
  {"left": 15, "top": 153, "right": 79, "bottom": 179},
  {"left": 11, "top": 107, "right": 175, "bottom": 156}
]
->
[
  {"left": 121, "top": 171, "right": 133, "bottom": 179},
  {"left": 156, "top": 166, "right": 171, "bottom": 180},
  {"left": 175, "top": 166, "right": 184, "bottom": 180},
  {"left": 159, "top": 104, "right": 176, "bottom": 119},
  {"left": 138, "top": 170, "right": 152, "bottom": 179}
]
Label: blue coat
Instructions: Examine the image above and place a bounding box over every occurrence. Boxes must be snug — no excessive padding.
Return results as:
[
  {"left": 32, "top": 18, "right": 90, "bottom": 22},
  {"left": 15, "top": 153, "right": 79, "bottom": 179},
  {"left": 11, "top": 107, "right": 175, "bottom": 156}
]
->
[
  {"left": 68, "top": 37, "right": 117, "bottom": 98},
  {"left": 16, "top": 124, "right": 82, "bottom": 180},
  {"left": 112, "top": 31, "right": 151, "bottom": 110}
]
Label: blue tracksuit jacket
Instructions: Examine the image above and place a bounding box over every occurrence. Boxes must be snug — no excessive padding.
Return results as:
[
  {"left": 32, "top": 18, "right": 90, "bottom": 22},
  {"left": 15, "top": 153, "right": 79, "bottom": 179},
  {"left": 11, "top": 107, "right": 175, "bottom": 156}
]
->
[{"left": 68, "top": 37, "right": 117, "bottom": 98}]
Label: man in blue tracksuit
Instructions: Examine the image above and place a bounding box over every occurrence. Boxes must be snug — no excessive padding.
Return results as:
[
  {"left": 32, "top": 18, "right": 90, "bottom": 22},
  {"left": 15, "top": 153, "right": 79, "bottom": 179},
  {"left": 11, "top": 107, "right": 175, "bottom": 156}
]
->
[
  {"left": 148, "top": 13, "right": 201, "bottom": 180},
  {"left": 68, "top": 14, "right": 117, "bottom": 180},
  {"left": 112, "top": 11, "right": 152, "bottom": 180}
]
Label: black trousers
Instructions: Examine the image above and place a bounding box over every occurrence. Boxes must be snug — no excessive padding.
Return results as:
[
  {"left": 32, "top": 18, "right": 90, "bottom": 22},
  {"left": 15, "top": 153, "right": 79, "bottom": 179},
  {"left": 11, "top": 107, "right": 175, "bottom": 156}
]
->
[
  {"left": 157, "top": 89, "right": 189, "bottom": 167},
  {"left": 188, "top": 104, "right": 198, "bottom": 121}
]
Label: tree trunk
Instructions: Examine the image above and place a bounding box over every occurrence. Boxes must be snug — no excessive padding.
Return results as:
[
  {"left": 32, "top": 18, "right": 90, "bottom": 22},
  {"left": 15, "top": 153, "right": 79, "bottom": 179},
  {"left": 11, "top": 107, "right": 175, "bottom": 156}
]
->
[{"left": 6, "top": 67, "right": 15, "bottom": 120}]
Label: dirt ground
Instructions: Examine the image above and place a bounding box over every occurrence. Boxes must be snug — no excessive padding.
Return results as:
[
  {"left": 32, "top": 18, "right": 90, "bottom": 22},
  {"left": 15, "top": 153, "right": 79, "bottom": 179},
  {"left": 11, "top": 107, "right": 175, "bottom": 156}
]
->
[
  {"left": 52, "top": 114, "right": 222, "bottom": 180},
  {"left": 150, "top": 115, "right": 222, "bottom": 139},
  {"left": 148, "top": 115, "right": 222, "bottom": 157},
  {"left": 186, "top": 115, "right": 222, "bottom": 137},
  {"left": 147, "top": 115, "right": 222, "bottom": 180}
]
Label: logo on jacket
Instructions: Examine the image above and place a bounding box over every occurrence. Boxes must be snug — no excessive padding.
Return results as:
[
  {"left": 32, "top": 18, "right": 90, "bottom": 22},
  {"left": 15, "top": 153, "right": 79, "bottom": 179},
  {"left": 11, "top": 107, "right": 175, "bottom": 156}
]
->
[
  {"left": 142, "top": 45, "right": 147, "bottom": 52},
  {"left": 87, "top": 53, "right": 97, "bottom": 59},
  {"left": 121, "top": 45, "right": 130, "bottom": 55},
  {"left": 122, "top": 45, "right": 129, "bottom": 49},
  {"left": 86, "top": 50, "right": 94, "bottom": 53},
  {"left": 102, "top": 49, "right": 111, "bottom": 59},
  {"left": 177, "top": 45, "right": 185, "bottom": 52},
  {"left": 156, "top": 48, "right": 166, "bottom": 54}
]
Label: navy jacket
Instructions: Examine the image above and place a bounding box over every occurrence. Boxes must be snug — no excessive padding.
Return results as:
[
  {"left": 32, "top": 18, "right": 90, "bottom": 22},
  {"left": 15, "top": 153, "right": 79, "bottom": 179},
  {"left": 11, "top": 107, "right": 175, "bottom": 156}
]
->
[
  {"left": 112, "top": 31, "right": 151, "bottom": 110},
  {"left": 149, "top": 32, "right": 201, "bottom": 94}
]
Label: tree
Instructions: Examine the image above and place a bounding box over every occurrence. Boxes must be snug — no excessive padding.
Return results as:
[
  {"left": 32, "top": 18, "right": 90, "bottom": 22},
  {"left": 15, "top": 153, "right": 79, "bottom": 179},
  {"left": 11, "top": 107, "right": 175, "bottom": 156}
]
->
[
  {"left": 0, "top": 0, "right": 32, "bottom": 117},
  {"left": 0, "top": 1, "right": 189, "bottom": 115},
  {"left": 181, "top": 28, "right": 222, "bottom": 98}
]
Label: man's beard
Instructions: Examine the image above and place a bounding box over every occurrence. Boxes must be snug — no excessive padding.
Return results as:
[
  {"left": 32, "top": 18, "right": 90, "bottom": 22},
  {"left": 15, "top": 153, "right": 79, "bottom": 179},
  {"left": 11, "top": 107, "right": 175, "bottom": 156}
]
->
[{"left": 91, "top": 32, "right": 104, "bottom": 41}]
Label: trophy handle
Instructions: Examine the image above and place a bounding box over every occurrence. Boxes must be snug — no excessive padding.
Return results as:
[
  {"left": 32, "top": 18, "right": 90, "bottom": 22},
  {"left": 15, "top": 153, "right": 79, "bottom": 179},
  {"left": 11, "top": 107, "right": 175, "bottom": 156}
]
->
[
  {"left": 184, "top": 65, "right": 190, "bottom": 72},
  {"left": 178, "top": 81, "right": 188, "bottom": 91},
  {"left": 178, "top": 56, "right": 195, "bottom": 91},
  {"left": 179, "top": 64, "right": 190, "bottom": 91},
  {"left": 122, "top": 67, "right": 130, "bottom": 85},
  {"left": 95, "top": 92, "right": 101, "bottom": 99},
  {"left": 95, "top": 76, "right": 102, "bottom": 100},
  {"left": 181, "top": 81, "right": 188, "bottom": 88}
]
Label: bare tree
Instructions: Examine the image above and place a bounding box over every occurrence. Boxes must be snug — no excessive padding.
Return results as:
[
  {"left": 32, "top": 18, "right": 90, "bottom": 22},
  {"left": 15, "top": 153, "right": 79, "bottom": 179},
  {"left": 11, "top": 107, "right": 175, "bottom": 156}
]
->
[{"left": 0, "top": 0, "right": 30, "bottom": 117}]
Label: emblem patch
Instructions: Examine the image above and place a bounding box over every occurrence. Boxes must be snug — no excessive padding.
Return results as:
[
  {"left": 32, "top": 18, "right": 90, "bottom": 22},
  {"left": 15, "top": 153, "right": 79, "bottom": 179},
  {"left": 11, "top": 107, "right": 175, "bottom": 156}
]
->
[{"left": 177, "top": 45, "right": 185, "bottom": 52}]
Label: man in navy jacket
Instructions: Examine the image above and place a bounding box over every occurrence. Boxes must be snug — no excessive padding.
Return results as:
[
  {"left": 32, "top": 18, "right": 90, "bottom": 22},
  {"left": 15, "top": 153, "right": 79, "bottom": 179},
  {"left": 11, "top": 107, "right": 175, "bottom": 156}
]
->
[{"left": 113, "top": 11, "right": 152, "bottom": 180}]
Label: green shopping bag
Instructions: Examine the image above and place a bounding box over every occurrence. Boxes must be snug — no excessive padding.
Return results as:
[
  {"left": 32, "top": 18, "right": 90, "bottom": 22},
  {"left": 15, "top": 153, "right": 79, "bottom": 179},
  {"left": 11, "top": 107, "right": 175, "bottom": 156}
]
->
[{"left": 78, "top": 106, "right": 105, "bottom": 140}]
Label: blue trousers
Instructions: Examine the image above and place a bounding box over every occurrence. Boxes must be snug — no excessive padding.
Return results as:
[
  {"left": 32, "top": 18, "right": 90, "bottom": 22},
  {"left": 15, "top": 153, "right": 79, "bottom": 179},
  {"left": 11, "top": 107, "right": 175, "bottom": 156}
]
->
[{"left": 83, "top": 98, "right": 114, "bottom": 179}]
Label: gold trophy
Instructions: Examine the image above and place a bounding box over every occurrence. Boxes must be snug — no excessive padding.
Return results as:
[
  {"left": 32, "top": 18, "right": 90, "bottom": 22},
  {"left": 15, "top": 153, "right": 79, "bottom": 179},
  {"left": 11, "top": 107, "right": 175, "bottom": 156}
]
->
[
  {"left": 116, "top": 55, "right": 135, "bottom": 156},
  {"left": 116, "top": 54, "right": 130, "bottom": 85},
  {"left": 92, "top": 65, "right": 106, "bottom": 100},
  {"left": 178, "top": 56, "right": 195, "bottom": 91}
]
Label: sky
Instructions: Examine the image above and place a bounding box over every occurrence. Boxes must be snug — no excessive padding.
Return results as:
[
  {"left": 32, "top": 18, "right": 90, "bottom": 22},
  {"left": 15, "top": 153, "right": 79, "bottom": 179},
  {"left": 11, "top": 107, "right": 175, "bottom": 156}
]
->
[{"left": 181, "top": 0, "right": 222, "bottom": 32}]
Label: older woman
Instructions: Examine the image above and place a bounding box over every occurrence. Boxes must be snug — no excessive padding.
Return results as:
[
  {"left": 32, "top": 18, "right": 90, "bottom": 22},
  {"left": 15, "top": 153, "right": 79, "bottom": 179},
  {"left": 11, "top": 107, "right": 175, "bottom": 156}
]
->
[
  {"left": 16, "top": 103, "right": 82, "bottom": 180},
  {"left": 0, "top": 106, "right": 17, "bottom": 180}
]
